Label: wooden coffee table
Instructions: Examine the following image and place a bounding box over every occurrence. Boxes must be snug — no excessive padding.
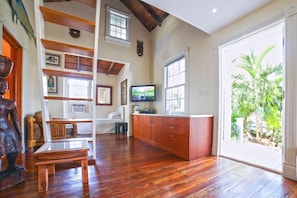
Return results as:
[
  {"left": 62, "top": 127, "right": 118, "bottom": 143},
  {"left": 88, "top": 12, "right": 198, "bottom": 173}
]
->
[{"left": 34, "top": 139, "right": 89, "bottom": 192}]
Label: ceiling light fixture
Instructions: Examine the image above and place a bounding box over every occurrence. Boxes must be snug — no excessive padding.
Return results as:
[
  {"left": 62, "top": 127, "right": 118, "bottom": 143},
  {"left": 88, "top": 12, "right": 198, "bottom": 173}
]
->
[{"left": 212, "top": 8, "right": 218, "bottom": 13}]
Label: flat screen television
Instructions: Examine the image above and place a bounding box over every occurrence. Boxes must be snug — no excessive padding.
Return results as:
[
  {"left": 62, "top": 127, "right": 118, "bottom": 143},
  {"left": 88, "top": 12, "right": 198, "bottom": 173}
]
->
[{"left": 131, "top": 84, "right": 156, "bottom": 102}]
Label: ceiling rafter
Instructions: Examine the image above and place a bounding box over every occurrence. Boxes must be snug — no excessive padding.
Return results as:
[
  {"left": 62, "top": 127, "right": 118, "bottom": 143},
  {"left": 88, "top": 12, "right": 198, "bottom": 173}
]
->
[
  {"left": 141, "top": 2, "right": 166, "bottom": 27},
  {"left": 119, "top": 0, "right": 168, "bottom": 32},
  {"left": 44, "top": 0, "right": 169, "bottom": 32},
  {"left": 106, "top": 62, "right": 115, "bottom": 75}
]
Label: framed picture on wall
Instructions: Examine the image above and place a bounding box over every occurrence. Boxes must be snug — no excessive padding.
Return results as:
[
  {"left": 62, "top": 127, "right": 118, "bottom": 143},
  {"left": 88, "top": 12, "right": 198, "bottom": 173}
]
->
[
  {"left": 45, "top": 53, "right": 60, "bottom": 66},
  {"left": 121, "top": 79, "right": 127, "bottom": 105},
  {"left": 47, "top": 75, "right": 58, "bottom": 93},
  {"left": 96, "top": 85, "right": 112, "bottom": 105}
]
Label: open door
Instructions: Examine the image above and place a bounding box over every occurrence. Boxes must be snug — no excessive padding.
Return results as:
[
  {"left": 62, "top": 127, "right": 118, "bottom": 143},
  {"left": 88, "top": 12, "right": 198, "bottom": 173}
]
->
[
  {"left": 219, "top": 22, "right": 285, "bottom": 173},
  {"left": 2, "top": 28, "right": 22, "bottom": 126}
]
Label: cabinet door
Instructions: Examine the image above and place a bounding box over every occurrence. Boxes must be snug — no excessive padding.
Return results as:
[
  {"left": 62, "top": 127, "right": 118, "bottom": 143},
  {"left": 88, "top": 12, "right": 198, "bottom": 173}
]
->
[
  {"left": 151, "top": 116, "right": 162, "bottom": 145},
  {"left": 167, "top": 134, "right": 189, "bottom": 159},
  {"left": 162, "top": 117, "right": 190, "bottom": 160},
  {"left": 132, "top": 115, "right": 141, "bottom": 138},
  {"left": 142, "top": 116, "right": 152, "bottom": 142},
  {"left": 132, "top": 115, "right": 152, "bottom": 143},
  {"left": 163, "top": 117, "right": 189, "bottom": 127}
]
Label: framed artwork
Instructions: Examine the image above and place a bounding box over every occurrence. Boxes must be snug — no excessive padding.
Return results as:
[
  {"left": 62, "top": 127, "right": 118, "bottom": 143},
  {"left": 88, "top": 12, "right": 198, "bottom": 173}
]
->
[
  {"left": 96, "top": 85, "right": 112, "bottom": 105},
  {"left": 47, "top": 75, "right": 58, "bottom": 93},
  {"left": 45, "top": 53, "right": 60, "bottom": 66},
  {"left": 121, "top": 79, "right": 127, "bottom": 105}
]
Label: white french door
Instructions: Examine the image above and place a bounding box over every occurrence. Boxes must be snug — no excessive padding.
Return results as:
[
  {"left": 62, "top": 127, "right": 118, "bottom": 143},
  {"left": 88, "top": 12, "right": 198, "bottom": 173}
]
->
[{"left": 219, "top": 21, "right": 285, "bottom": 172}]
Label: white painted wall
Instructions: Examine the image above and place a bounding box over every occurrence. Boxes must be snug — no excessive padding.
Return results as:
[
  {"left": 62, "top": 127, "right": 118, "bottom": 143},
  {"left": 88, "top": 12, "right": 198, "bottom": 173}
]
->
[
  {"left": 151, "top": 16, "right": 215, "bottom": 115},
  {"left": 150, "top": 0, "right": 297, "bottom": 181},
  {"left": 43, "top": 0, "right": 151, "bottom": 120},
  {"left": 0, "top": 0, "right": 39, "bottom": 152},
  {"left": 2, "top": 0, "right": 297, "bottom": 181},
  {"left": 0, "top": 0, "right": 150, "bottom": 150},
  {"left": 214, "top": 0, "right": 297, "bottom": 181},
  {"left": 96, "top": 72, "right": 119, "bottom": 118}
]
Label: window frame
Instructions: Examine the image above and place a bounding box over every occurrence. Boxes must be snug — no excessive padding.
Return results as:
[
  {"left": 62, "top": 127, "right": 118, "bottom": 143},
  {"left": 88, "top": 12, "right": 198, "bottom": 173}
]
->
[
  {"left": 63, "top": 78, "right": 93, "bottom": 118},
  {"left": 164, "top": 51, "right": 189, "bottom": 114},
  {"left": 64, "top": 78, "right": 93, "bottom": 99},
  {"left": 105, "top": 6, "right": 131, "bottom": 46}
]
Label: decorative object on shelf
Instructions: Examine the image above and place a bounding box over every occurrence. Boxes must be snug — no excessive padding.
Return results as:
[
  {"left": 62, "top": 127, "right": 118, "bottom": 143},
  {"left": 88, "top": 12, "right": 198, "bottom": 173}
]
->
[
  {"left": 121, "top": 79, "right": 127, "bottom": 105},
  {"left": 133, "top": 105, "right": 140, "bottom": 113},
  {"left": 96, "top": 85, "right": 112, "bottom": 106},
  {"left": 137, "top": 40, "right": 143, "bottom": 56},
  {"left": 7, "top": 0, "right": 36, "bottom": 43},
  {"left": 47, "top": 75, "right": 58, "bottom": 93},
  {"left": 45, "top": 53, "right": 60, "bottom": 66},
  {"left": 0, "top": 55, "right": 24, "bottom": 190},
  {"left": 0, "top": 55, "right": 13, "bottom": 77},
  {"left": 69, "top": 28, "right": 81, "bottom": 38}
]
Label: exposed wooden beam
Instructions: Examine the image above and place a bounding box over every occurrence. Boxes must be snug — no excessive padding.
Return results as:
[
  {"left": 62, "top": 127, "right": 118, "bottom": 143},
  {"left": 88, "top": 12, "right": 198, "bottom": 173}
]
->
[
  {"left": 141, "top": 2, "right": 163, "bottom": 26},
  {"left": 106, "top": 62, "right": 115, "bottom": 75},
  {"left": 120, "top": 0, "right": 154, "bottom": 31}
]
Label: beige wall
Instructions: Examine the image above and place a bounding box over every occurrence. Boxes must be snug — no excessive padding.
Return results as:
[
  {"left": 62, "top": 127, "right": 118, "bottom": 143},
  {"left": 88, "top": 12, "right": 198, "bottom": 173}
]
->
[
  {"left": 151, "top": 16, "right": 215, "bottom": 115},
  {"left": 0, "top": 0, "right": 38, "bottom": 151},
  {"left": 214, "top": 0, "right": 297, "bottom": 181},
  {"left": 2, "top": 0, "right": 297, "bottom": 180},
  {"left": 44, "top": 0, "right": 151, "bottom": 119},
  {"left": 96, "top": 72, "right": 119, "bottom": 117},
  {"left": 0, "top": 0, "right": 150, "bottom": 148},
  {"left": 150, "top": 0, "right": 297, "bottom": 180}
]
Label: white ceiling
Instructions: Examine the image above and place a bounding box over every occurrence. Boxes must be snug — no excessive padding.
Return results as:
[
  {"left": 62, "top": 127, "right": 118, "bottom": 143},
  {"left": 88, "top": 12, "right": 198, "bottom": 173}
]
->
[{"left": 141, "top": 0, "right": 274, "bottom": 34}]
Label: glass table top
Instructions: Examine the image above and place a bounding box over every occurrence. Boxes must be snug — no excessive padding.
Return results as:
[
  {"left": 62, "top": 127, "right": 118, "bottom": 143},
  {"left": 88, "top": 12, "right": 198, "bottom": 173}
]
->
[{"left": 35, "top": 139, "right": 89, "bottom": 153}]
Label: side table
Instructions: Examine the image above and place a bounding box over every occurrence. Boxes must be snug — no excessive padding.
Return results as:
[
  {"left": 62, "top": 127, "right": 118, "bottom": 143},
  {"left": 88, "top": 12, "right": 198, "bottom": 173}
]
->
[
  {"left": 34, "top": 139, "right": 89, "bottom": 192},
  {"left": 115, "top": 122, "right": 128, "bottom": 134}
]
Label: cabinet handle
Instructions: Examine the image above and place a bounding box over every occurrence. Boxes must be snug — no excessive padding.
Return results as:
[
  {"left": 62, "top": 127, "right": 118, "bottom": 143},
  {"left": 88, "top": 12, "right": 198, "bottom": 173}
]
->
[
  {"left": 170, "top": 126, "right": 175, "bottom": 129},
  {"left": 170, "top": 134, "right": 175, "bottom": 138}
]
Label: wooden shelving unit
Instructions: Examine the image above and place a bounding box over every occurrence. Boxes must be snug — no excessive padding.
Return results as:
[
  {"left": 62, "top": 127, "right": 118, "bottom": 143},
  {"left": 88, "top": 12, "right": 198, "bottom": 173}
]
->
[
  {"left": 40, "top": 6, "right": 95, "bottom": 33},
  {"left": 42, "top": 69, "right": 93, "bottom": 80},
  {"left": 41, "top": 39, "right": 94, "bottom": 57},
  {"left": 34, "top": 0, "right": 100, "bottom": 160},
  {"left": 44, "top": 96, "right": 93, "bottom": 101},
  {"left": 46, "top": 118, "right": 93, "bottom": 124}
]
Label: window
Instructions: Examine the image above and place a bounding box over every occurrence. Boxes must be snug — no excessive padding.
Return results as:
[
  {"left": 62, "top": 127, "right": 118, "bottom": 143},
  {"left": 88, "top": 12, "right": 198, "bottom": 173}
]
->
[
  {"left": 63, "top": 78, "right": 93, "bottom": 117},
  {"left": 105, "top": 6, "right": 131, "bottom": 46},
  {"left": 66, "top": 78, "right": 92, "bottom": 98},
  {"left": 164, "top": 54, "right": 187, "bottom": 114}
]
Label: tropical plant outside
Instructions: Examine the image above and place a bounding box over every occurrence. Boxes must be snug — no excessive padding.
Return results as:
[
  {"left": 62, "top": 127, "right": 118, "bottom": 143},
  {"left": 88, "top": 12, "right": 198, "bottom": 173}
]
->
[{"left": 231, "top": 45, "right": 283, "bottom": 147}]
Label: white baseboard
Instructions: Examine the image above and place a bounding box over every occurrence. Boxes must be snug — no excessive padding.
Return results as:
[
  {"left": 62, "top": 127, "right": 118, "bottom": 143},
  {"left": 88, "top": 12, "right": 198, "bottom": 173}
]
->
[{"left": 283, "top": 161, "right": 297, "bottom": 181}]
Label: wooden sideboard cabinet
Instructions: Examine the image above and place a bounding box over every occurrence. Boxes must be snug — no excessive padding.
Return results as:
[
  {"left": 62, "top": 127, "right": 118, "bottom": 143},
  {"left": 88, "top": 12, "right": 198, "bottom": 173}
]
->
[{"left": 132, "top": 114, "right": 213, "bottom": 160}]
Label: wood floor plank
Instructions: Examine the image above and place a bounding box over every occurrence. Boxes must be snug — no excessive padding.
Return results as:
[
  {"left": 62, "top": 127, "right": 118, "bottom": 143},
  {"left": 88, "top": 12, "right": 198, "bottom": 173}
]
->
[{"left": 1, "top": 133, "right": 297, "bottom": 197}]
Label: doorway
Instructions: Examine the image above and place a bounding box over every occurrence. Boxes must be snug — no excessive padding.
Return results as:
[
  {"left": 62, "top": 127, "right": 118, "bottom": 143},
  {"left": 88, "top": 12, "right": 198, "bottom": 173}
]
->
[
  {"left": 2, "top": 28, "right": 23, "bottom": 126},
  {"left": 219, "top": 22, "right": 284, "bottom": 173}
]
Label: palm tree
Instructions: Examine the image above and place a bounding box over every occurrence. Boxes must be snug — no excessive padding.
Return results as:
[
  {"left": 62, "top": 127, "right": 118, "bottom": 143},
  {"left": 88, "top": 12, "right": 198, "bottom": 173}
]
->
[{"left": 231, "top": 45, "right": 282, "bottom": 144}]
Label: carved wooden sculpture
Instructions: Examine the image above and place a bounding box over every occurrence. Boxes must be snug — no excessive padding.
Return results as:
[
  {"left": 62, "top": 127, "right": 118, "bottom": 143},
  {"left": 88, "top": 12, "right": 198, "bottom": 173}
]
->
[{"left": 0, "top": 55, "right": 24, "bottom": 190}]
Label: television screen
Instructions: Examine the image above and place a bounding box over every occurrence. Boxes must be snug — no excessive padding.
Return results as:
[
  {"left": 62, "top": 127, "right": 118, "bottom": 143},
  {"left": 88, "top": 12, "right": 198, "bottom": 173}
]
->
[{"left": 131, "top": 84, "right": 156, "bottom": 102}]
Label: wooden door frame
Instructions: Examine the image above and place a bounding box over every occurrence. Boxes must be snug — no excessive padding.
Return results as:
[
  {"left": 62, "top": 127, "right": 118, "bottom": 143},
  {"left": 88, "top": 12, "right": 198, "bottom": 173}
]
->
[{"left": 2, "top": 28, "right": 23, "bottom": 127}]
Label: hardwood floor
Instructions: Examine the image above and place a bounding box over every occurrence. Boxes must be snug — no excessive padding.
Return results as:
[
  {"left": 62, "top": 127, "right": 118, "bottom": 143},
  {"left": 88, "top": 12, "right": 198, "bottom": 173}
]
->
[{"left": 1, "top": 134, "right": 297, "bottom": 197}]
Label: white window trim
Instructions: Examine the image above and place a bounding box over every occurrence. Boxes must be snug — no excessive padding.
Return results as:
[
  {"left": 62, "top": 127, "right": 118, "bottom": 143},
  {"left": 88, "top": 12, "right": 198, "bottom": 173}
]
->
[
  {"left": 105, "top": 6, "right": 131, "bottom": 47},
  {"left": 62, "top": 78, "right": 93, "bottom": 118},
  {"left": 163, "top": 50, "right": 189, "bottom": 114}
]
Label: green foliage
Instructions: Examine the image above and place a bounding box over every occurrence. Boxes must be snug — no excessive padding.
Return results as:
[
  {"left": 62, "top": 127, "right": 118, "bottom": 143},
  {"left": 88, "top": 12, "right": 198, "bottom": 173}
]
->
[{"left": 231, "top": 46, "right": 283, "bottom": 146}]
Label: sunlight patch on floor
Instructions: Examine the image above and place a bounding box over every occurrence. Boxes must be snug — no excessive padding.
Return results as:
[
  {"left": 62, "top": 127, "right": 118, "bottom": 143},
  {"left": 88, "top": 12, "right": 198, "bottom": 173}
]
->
[{"left": 220, "top": 141, "right": 282, "bottom": 173}]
